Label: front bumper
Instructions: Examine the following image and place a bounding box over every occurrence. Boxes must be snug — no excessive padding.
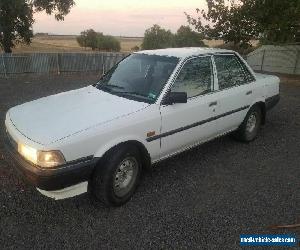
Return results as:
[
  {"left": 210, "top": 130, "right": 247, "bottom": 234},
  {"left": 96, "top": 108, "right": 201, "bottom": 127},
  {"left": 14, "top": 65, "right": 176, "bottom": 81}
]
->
[{"left": 4, "top": 132, "right": 97, "bottom": 191}]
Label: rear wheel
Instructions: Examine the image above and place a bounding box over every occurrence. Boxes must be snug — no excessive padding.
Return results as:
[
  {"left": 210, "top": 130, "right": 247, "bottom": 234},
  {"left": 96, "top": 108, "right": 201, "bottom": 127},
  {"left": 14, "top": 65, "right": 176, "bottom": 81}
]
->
[
  {"left": 234, "top": 105, "right": 262, "bottom": 142},
  {"left": 92, "top": 145, "right": 141, "bottom": 207}
]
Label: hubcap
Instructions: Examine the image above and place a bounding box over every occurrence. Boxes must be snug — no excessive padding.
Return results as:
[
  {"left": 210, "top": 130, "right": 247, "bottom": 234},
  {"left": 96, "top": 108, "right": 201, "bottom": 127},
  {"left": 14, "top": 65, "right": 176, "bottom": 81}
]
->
[
  {"left": 246, "top": 113, "right": 257, "bottom": 133},
  {"left": 113, "top": 157, "right": 138, "bottom": 198}
]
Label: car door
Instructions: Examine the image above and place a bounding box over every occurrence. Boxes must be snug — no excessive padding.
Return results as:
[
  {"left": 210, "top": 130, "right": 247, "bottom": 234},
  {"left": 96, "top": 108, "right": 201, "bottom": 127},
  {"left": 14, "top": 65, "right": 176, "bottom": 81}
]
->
[
  {"left": 159, "top": 56, "right": 219, "bottom": 157},
  {"left": 212, "top": 54, "right": 256, "bottom": 135}
]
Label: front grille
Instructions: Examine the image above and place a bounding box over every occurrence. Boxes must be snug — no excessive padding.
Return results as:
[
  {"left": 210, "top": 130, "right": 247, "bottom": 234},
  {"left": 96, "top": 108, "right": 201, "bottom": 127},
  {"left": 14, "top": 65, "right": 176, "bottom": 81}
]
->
[{"left": 6, "top": 130, "right": 18, "bottom": 151}]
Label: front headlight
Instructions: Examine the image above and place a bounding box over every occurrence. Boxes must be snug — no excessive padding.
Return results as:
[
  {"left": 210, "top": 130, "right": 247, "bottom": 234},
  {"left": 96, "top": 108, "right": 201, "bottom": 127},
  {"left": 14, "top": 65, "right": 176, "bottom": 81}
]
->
[
  {"left": 18, "top": 143, "right": 38, "bottom": 164},
  {"left": 18, "top": 143, "right": 66, "bottom": 168}
]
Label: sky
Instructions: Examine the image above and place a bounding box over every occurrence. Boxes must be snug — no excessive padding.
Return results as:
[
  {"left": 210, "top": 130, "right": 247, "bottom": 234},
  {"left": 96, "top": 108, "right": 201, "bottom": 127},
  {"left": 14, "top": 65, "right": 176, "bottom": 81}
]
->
[{"left": 33, "top": 0, "right": 206, "bottom": 36}]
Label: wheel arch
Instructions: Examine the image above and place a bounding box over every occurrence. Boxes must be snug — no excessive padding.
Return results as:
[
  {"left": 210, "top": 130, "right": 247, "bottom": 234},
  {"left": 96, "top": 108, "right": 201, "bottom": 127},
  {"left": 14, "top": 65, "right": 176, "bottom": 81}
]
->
[
  {"left": 250, "top": 101, "right": 266, "bottom": 125},
  {"left": 94, "top": 139, "right": 152, "bottom": 171}
]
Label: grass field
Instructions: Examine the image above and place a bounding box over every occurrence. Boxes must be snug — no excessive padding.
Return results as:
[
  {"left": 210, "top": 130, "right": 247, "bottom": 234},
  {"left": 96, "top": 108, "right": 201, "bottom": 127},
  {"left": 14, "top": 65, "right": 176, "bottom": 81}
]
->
[
  {"left": 9, "top": 35, "right": 143, "bottom": 53},
  {"left": 7, "top": 35, "right": 229, "bottom": 53},
  {"left": 2, "top": 34, "right": 259, "bottom": 53}
]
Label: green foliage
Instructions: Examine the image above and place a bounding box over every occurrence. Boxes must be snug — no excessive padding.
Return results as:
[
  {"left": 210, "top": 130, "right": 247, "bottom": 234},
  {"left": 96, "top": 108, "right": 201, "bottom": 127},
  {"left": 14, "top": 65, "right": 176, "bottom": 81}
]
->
[
  {"left": 175, "top": 26, "right": 206, "bottom": 47},
  {"left": 0, "top": 0, "right": 34, "bottom": 53},
  {"left": 77, "top": 30, "right": 121, "bottom": 52},
  {"left": 253, "top": 0, "right": 300, "bottom": 44},
  {"left": 141, "top": 24, "right": 175, "bottom": 50},
  {"left": 76, "top": 33, "right": 87, "bottom": 49},
  {"left": 142, "top": 24, "right": 206, "bottom": 50},
  {"left": 98, "top": 35, "right": 121, "bottom": 52},
  {"left": 0, "top": 0, "right": 75, "bottom": 53},
  {"left": 33, "top": 0, "right": 75, "bottom": 21},
  {"left": 186, "top": 0, "right": 300, "bottom": 49},
  {"left": 77, "top": 29, "right": 98, "bottom": 50},
  {"left": 215, "top": 42, "right": 256, "bottom": 56}
]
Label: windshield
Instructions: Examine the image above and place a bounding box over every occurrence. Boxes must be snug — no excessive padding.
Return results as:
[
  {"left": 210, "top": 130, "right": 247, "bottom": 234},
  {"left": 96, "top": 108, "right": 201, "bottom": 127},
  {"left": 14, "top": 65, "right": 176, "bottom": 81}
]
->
[{"left": 95, "top": 53, "right": 179, "bottom": 103}]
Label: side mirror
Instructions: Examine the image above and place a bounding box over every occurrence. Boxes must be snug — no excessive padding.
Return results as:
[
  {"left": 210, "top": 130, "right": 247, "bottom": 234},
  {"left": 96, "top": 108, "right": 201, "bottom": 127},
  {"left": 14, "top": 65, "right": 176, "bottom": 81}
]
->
[{"left": 162, "top": 92, "right": 187, "bottom": 105}]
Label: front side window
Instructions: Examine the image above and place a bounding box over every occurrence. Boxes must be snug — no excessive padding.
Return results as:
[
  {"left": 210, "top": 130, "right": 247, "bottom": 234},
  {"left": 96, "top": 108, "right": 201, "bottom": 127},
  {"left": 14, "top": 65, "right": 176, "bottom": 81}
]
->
[
  {"left": 214, "top": 54, "right": 254, "bottom": 90},
  {"left": 96, "top": 54, "right": 179, "bottom": 103},
  {"left": 171, "top": 56, "right": 213, "bottom": 98}
]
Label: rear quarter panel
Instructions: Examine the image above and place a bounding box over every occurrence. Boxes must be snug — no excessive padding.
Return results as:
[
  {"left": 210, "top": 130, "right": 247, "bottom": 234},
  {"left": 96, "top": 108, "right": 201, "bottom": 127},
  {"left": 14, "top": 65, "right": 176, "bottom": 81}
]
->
[{"left": 255, "top": 73, "right": 280, "bottom": 99}]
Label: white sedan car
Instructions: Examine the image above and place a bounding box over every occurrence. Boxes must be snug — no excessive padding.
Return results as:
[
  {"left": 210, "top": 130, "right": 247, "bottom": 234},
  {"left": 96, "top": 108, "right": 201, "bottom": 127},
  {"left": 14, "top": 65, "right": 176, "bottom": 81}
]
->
[{"left": 4, "top": 48, "right": 280, "bottom": 206}]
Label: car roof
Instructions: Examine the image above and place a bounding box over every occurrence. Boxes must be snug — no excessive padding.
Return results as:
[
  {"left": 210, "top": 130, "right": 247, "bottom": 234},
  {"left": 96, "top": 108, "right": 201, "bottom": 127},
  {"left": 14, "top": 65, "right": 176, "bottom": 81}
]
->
[{"left": 135, "top": 47, "right": 234, "bottom": 59}]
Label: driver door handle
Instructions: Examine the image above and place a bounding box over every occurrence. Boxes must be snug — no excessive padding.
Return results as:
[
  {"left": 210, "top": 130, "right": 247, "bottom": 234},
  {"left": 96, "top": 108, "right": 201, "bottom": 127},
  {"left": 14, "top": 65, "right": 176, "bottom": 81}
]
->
[{"left": 209, "top": 101, "right": 218, "bottom": 107}]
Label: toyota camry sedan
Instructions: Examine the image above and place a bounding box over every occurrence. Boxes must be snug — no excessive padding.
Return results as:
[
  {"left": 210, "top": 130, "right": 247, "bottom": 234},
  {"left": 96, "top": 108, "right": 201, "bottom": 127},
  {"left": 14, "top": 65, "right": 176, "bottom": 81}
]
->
[{"left": 4, "top": 48, "right": 280, "bottom": 206}]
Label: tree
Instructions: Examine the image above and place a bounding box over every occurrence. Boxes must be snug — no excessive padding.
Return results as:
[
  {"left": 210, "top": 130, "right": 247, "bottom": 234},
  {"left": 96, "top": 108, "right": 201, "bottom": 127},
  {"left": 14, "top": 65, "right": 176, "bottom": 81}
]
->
[
  {"left": 101, "top": 35, "right": 120, "bottom": 52},
  {"left": 175, "top": 26, "right": 206, "bottom": 47},
  {"left": 77, "top": 30, "right": 121, "bottom": 52},
  {"left": 0, "top": 0, "right": 33, "bottom": 53},
  {"left": 0, "top": 0, "right": 75, "bottom": 53},
  {"left": 95, "top": 32, "right": 105, "bottom": 50},
  {"left": 141, "top": 24, "right": 208, "bottom": 50},
  {"left": 141, "top": 24, "right": 175, "bottom": 50},
  {"left": 253, "top": 0, "right": 300, "bottom": 44},
  {"left": 97, "top": 34, "right": 121, "bottom": 52},
  {"left": 77, "top": 29, "right": 98, "bottom": 50},
  {"left": 186, "top": 0, "right": 300, "bottom": 48},
  {"left": 76, "top": 31, "right": 88, "bottom": 49}
]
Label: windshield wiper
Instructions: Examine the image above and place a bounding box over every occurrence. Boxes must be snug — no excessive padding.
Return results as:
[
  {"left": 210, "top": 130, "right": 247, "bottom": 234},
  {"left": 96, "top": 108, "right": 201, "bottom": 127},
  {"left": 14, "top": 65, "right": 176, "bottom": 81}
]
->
[
  {"left": 97, "top": 84, "right": 124, "bottom": 92},
  {"left": 97, "top": 86, "right": 154, "bottom": 103},
  {"left": 113, "top": 91, "right": 148, "bottom": 98},
  {"left": 112, "top": 91, "right": 155, "bottom": 103}
]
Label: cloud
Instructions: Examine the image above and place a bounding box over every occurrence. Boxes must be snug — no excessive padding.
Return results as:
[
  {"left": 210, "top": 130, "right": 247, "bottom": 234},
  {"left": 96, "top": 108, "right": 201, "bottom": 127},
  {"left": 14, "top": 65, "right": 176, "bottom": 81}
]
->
[
  {"left": 33, "top": 3, "right": 205, "bottom": 36},
  {"left": 129, "top": 13, "right": 183, "bottom": 20}
]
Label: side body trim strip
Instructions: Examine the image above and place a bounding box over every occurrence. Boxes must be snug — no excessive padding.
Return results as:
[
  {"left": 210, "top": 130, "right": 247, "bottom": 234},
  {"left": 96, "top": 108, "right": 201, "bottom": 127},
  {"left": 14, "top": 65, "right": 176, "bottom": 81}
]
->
[{"left": 147, "top": 105, "right": 250, "bottom": 142}]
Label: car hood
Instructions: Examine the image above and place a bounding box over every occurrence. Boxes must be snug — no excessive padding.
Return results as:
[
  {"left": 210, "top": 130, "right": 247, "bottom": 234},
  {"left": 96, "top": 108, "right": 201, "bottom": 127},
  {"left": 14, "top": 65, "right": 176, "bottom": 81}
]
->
[{"left": 8, "top": 85, "right": 149, "bottom": 145}]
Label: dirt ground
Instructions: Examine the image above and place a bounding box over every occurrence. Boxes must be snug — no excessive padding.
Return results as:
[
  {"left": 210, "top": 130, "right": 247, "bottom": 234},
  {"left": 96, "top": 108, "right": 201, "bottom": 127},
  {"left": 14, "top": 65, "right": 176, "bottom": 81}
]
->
[{"left": 0, "top": 73, "right": 299, "bottom": 249}]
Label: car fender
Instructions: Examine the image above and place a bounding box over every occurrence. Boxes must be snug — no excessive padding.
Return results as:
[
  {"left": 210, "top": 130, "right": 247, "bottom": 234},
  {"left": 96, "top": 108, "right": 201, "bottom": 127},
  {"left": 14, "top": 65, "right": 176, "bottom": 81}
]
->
[
  {"left": 250, "top": 97, "right": 266, "bottom": 109},
  {"left": 93, "top": 135, "right": 149, "bottom": 159}
]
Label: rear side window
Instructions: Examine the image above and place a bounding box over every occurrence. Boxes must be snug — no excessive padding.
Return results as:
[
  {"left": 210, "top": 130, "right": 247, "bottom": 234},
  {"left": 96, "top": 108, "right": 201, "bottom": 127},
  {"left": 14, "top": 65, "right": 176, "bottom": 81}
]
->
[{"left": 214, "top": 54, "right": 254, "bottom": 90}]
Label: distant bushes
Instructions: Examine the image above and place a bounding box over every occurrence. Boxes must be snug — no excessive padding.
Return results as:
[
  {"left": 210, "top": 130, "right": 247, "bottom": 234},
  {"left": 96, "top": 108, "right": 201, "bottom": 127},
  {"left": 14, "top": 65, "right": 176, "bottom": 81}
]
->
[
  {"left": 77, "top": 29, "right": 121, "bottom": 52},
  {"left": 141, "top": 25, "right": 175, "bottom": 50},
  {"left": 141, "top": 24, "right": 206, "bottom": 50},
  {"left": 77, "top": 25, "right": 207, "bottom": 52}
]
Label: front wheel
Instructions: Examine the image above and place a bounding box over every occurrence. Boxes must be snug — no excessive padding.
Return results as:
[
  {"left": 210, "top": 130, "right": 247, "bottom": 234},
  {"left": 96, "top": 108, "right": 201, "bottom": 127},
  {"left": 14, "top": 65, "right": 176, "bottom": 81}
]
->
[
  {"left": 92, "top": 145, "right": 142, "bottom": 207},
  {"left": 234, "top": 105, "right": 262, "bottom": 142}
]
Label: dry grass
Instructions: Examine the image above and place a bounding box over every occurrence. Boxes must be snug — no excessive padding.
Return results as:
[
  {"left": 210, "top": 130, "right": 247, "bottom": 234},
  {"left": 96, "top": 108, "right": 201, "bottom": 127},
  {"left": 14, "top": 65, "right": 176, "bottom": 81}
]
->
[
  {"left": 116, "top": 37, "right": 143, "bottom": 52},
  {"left": 9, "top": 35, "right": 143, "bottom": 53},
  {"left": 4, "top": 35, "right": 257, "bottom": 54}
]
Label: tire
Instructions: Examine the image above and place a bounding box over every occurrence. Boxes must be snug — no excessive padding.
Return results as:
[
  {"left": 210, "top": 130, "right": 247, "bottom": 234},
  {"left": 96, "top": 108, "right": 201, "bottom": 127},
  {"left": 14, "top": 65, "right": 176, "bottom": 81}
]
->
[
  {"left": 92, "top": 145, "right": 142, "bottom": 207},
  {"left": 234, "top": 105, "right": 262, "bottom": 142}
]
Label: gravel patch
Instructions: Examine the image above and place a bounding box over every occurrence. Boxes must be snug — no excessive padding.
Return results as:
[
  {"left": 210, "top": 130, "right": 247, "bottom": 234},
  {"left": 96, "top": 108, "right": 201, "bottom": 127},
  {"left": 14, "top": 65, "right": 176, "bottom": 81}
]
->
[{"left": 0, "top": 74, "right": 299, "bottom": 249}]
